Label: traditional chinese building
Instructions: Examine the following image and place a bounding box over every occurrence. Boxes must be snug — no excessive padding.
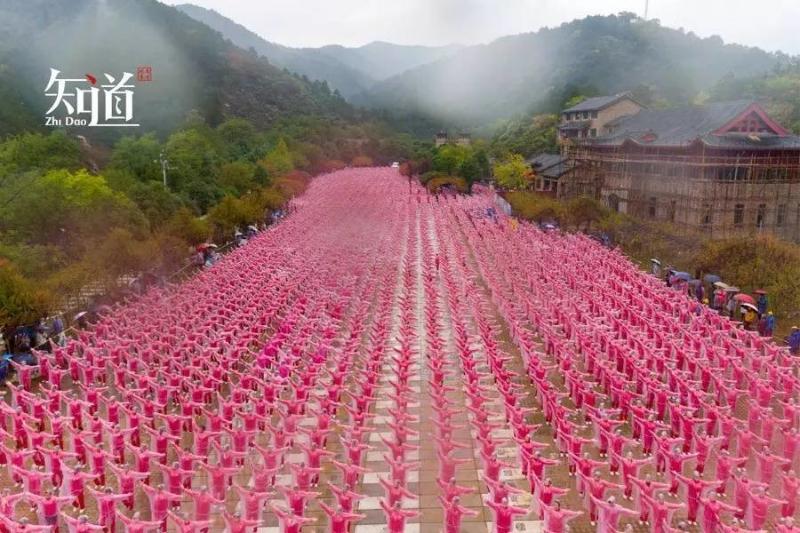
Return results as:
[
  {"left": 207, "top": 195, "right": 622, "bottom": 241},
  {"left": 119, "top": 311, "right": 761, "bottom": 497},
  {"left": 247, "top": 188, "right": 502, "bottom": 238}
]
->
[
  {"left": 527, "top": 153, "right": 572, "bottom": 196},
  {"left": 434, "top": 131, "right": 472, "bottom": 148},
  {"left": 559, "top": 99, "right": 800, "bottom": 241},
  {"left": 559, "top": 93, "right": 643, "bottom": 142}
]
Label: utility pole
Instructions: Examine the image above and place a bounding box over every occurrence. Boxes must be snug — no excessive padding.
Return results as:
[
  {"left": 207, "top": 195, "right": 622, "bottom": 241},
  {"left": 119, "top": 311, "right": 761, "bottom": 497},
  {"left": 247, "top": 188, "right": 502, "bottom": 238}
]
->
[
  {"left": 158, "top": 151, "right": 169, "bottom": 189},
  {"left": 644, "top": 0, "right": 649, "bottom": 20}
]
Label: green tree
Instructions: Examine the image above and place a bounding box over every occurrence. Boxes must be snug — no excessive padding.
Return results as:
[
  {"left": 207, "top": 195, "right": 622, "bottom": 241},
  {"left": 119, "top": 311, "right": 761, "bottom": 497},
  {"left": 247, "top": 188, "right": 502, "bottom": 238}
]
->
[
  {"left": 208, "top": 196, "right": 260, "bottom": 239},
  {"left": 1, "top": 169, "right": 146, "bottom": 255},
  {"left": 128, "top": 181, "right": 185, "bottom": 229},
  {"left": 109, "top": 134, "right": 162, "bottom": 182},
  {"left": 217, "top": 118, "right": 260, "bottom": 161},
  {"left": 0, "top": 131, "right": 81, "bottom": 175},
  {"left": 218, "top": 161, "right": 257, "bottom": 195},
  {"left": 259, "top": 138, "right": 294, "bottom": 177},
  {"left": 493, "top": 154, "right": 531, "bottom": 190},
  {"left": 165, "top": 128, "right": 219, "bottom": 192},
  {"left": 0, "top": 262, "right": 52, "bottom": 348},
  {"left": 432, "top": 145, "right": 470, "bottom": 175}
]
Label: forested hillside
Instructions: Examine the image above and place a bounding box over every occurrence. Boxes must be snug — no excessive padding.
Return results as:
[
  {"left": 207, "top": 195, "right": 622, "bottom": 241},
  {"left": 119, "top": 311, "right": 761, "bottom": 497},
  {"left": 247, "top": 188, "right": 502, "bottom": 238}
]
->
[
  {"left": 176, "top": 3, "right": 461, "bottom": 100},
  {"left": 0, "top": 0, "right": 353, "bottom": 142},
  {"left": 360, "top": 13, "right": 788, "bottom": 124}
]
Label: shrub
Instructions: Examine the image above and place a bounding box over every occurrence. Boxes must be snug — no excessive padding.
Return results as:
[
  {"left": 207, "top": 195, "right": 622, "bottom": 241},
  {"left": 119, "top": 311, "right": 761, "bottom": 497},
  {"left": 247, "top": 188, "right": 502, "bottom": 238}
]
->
[{"left": 426, "top": 176, "right": 468, "bottom": 194}]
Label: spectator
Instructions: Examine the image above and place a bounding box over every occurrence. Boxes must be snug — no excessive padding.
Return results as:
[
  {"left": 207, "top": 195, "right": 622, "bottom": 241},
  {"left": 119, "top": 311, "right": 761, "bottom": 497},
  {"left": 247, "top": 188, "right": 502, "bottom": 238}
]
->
[
  {"left": 765, "top": 312, "right": 776, "bottom": 338},
  {"left": 788, "top": 327, "right": 800, "bottom": 355},
  {"left": 743, "top": 307, "right": 758, "bottom": 331},
  {"left": 694, "top": 283, "right": 704, "bottom": 302},
  {"left": 757, "top": 292, "right": 769, "bottom": 315}
]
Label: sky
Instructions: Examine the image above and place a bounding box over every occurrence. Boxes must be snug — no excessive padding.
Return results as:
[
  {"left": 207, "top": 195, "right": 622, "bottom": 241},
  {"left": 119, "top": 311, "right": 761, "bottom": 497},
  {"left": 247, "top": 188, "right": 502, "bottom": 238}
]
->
[{"left": 169, "top": 0, "right": 800, "bottom": 54}]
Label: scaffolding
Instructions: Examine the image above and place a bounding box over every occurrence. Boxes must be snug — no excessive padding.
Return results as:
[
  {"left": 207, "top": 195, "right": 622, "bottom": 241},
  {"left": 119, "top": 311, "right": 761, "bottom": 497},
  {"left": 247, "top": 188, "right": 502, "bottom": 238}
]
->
[{"left": 562, "top": 143, "right": 800, "bottom": 242}]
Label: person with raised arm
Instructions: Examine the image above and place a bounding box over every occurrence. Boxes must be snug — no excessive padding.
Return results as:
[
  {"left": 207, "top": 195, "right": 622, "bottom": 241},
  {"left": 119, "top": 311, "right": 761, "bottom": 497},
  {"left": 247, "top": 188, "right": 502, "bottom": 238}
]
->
[
  {"left": 540, "top": 500, "right": 582, "bottom": 533},
  {"left": 484, "top": 496, "right": 529, "bottom": 533},
  {"left": 0, "top": 516, "right": 53, "bottom": 533},
  {"left": 269, "top": 504, "right": 314, "bottom": 533},
  {"left": 28, "top": 489, "right": 73, "bottom": 528},
  {"left": 673, "top": 471, "right": 723, "bottom": 525},
  {"left": 166, "top": 511, "right": 213, "bottom": 533},
  {"left": 745, "top": 486, "right": 786, "bottom": 530},
  {"left": 631, "top": 474, "right": 670, "bottom": 525},
  {"left": 700, "top": 492, "right": 740, "bottom": 533},
  {"left": 59, "top": 513, "right": 105, "bottom": 533},
  {"left": 326, "top": 481, "right": 365, "bottom": 513},
  {"left": 183, "top": 486, "right": 224, "bottom": 523},
  {"left": 378, "top": 476, "right": 418, "bottom": 507},
  {"left": 86, "top": 485, "right": 131, "bottom": 531},
  {"left": 439, "top": 495, "right": 479, "bottom": 533},
  {"left": 318, "top": 501, "right": 366, "bottom": 533},
  {"left": 379, "top": 499, "right": 419, "bottom": 533},
  {"left": 115, "top": 510, "right": 162, "bottom": 533},
  {"left": 233, "top": 484, "right": 272, "bottom": 522},
  {"left": 140, "top": 483, "right": 182, "bottom": 530},
  {"left": 591, "top": 495, "right": 639, "bottom": 532},
  {"left": 277, "top": 485, "right": 320, "bottom": 517}
]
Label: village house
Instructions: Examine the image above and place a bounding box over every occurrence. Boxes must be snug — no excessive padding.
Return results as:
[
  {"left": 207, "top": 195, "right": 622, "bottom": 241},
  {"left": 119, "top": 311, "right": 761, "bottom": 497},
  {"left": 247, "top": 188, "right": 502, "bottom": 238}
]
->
[
  {"left": 559, "top": 93, "right": 644, "bottom": 142},
  {"left": 545, "top": 97, "right": 800, "bottom": 242},
  {"left": 434, "top": 131, "right": 472, "bottom": 147}
]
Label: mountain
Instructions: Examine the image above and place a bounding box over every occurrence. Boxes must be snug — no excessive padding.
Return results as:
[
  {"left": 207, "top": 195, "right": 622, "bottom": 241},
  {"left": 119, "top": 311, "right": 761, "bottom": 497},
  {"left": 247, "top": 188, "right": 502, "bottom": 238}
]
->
[
  {"left": 316, "top": 41, "right": 463, "bottom": 82},
  {"left": 0, "top": 0, "right": 351, "bottom": 140},
  {"left": 358, "top": 13, "right": 789, "bottom": 125},
  {"left": 175, "top": 3, "right": 374, "bottom": 99},
  {"left": 175, "top": 4, "right": 461, "bottom": 100}
]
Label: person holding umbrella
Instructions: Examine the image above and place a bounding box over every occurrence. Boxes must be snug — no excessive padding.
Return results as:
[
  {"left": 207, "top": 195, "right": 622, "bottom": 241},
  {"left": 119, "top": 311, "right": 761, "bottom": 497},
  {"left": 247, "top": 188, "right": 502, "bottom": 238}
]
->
[{"left": 742, "top": 304, "right": 758, "bottom": 331}]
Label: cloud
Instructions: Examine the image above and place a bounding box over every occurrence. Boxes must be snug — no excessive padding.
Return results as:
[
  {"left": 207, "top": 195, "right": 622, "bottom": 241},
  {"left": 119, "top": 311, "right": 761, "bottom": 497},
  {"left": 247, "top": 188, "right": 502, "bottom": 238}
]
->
[{"left": 168, "top": 0, "right": 800, "bottom": 54}]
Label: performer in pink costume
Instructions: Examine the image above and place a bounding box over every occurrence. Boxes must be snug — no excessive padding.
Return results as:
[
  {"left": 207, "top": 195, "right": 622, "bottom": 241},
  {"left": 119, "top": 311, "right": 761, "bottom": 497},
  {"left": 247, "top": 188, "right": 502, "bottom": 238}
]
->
[
  {"left": 541, "top": 500, "right": 582, "bottom": 533},
  {"left": 484, "top": 496, "right": 529, "bottom": 533},
  {"left": 439, "top": 495, "right": 479, "bottom": 533},
  {"left": 591, "top": 495, "right": 638, "bottom": 532},
  {"left": 318, "top": 501, "right": 365, "bottom": 533},
  {"left": 379, "top": 500, "right": 419, "bottom": 533},
  {"left": 115, "top": 511, "right": 162, "bottom": 533}
]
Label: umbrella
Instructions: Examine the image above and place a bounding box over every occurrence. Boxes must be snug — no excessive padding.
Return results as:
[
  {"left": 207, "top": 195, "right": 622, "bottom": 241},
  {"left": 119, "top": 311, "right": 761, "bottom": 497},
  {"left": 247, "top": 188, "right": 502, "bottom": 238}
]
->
[
  {"left": 73, "top": 311, "right": 88, "bottom": 321},
  {"left": 740, "top": 303, "right": 758, "bottom": 312},
  {"left": 724, "top": 286, "right": 740, "bottom": 293},
  {"left": 248, "top": 225, "right": 258, "bottom": 231},
  {"left": 754, "top": 289, "right": 767, "bottom": 295},
  {"left": 713, "top": 281, "right": 729, "bottom": 289},
  {"left": 733, "top": 293, "right": 755, "bottom": 304},
  {"left": 650, "top": 258, "right": 661, "bottom": 265},
  {"left": 688, "top": 279, "right": 702, "bottom": 285},
  {"left": 673, "top": 272, "right": 691, "bottom": 281},
  {"left": 704, "top": 274, "right": 721, "bottom": 284}
]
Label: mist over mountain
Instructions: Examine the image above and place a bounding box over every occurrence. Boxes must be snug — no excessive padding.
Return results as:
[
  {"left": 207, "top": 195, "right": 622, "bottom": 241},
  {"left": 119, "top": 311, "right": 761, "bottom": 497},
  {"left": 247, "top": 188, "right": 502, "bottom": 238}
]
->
[
  {"left": 357, "top": 13, "right": 790, "bottom": 125},
  {"left": 0, "top": 0, "right": 352, "bottom": 140},
  {"left": 175, "top": 4, "right": 461, "bottom": 100}
]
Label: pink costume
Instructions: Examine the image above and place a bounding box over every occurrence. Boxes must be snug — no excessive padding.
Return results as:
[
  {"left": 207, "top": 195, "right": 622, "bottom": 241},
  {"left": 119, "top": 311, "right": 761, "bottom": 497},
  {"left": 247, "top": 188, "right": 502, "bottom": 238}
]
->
[
  {"left": 379, "top": 500, "right": 419, "bottom": 533},
  {"left": 318, "top": 501, "right": 365, "bottom": 533}
]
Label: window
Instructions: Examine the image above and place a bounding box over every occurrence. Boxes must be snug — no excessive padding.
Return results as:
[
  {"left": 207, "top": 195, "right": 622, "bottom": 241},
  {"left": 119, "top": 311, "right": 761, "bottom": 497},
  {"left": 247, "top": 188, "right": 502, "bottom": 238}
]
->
[
  {"left": 583, "top": 112, "right": 589, "bottom": 119},
  {"left": 734, "top": 204, "right": 745, "bottom": 226},
  {"left": 608, "top": 194, "right": 620, "bottom": 212},
  {"left": 777, "top": 204, "right": 786, "bottom": 226},
  {"left": 757, "top": 203, "right": 766, "bottom": 229},
  {"left": 591, "top": 111, "right": 598, "bottom": 119},
  {"left": 590, "top": 128, "right": 597, "bottom": 137},
  {"left": 702, "top": 203, "right": 712, "bottom": 226},
  {"left": 648, "top": 197, "right": 657, "bottom": 218}
]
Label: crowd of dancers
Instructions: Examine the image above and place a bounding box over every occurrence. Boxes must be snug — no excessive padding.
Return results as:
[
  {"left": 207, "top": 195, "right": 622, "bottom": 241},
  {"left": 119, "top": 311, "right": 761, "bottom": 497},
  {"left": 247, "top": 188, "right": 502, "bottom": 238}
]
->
[{"left": 0, "top": 168, "right": 798, "bottom": 532}]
